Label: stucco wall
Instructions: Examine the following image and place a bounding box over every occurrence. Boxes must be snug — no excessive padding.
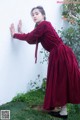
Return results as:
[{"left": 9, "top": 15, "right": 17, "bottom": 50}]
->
[{"left": 0, "top": 0, "right": 63, "bottom": 105}]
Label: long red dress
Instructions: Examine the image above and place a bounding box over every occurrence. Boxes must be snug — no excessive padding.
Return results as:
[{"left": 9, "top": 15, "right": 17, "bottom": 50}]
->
[{"left": 13, "top": 21, "right": 80, "bottom": 110}]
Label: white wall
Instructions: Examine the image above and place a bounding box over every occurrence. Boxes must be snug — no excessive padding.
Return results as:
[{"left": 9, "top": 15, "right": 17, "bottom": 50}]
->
[{"left": 0, "top": 0, "right": 63, "bottom": 105}]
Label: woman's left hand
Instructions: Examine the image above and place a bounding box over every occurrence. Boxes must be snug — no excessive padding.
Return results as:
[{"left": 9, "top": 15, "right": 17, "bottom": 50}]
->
[{"left": 10, "top": 23, "right": 15, "bottom": 37}]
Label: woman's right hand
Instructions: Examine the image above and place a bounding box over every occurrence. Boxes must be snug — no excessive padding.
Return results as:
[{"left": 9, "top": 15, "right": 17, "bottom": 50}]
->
[
  {"left": 10, "top": 23, "right": 15, "bottom": 37},
  {"left": 17, "top": 19, "right": 22, "bottom": 33}
]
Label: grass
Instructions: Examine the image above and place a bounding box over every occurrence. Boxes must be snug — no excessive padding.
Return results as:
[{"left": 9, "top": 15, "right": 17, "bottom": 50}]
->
[{"left": 0, "top": 89, "right": 80, "bottom": 120}]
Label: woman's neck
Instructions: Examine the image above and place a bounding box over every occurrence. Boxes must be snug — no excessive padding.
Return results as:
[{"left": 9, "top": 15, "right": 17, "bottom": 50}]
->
[{"left": 37, "top": 20, "right": 45, "bottom": 25}]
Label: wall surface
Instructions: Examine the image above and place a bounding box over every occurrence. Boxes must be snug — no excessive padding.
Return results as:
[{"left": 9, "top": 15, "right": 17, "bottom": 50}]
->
[{"left": 0, "top": 0, "right": 63, "bottom": 105}]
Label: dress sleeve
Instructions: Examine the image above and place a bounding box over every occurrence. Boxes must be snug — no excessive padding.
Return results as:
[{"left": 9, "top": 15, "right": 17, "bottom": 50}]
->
[{"left": 13, "top": 21, "right": 47, "bottom": 44}]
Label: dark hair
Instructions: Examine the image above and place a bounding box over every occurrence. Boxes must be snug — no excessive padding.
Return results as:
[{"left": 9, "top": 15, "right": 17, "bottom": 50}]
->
[{"left": 31, "top": 6, "right": 46, "bottom": 20}]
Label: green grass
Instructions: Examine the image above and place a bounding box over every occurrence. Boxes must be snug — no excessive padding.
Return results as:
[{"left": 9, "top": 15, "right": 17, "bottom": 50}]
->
[
  {"left": 12, "top": 89, "right": 44, "bottom": 106},
  {"left": 0, "top": 89, "right": 80, "bottom": 120}
]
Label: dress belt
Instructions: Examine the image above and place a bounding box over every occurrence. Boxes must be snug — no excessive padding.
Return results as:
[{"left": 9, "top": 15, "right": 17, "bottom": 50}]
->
[{"left": 35, "top": 40, "right": 38, "bottom": 63}]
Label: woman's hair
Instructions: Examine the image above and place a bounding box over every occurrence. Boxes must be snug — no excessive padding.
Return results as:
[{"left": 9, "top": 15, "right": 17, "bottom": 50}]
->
[{"left": 31, "top": 6, "right": 46, "bottom": 20}]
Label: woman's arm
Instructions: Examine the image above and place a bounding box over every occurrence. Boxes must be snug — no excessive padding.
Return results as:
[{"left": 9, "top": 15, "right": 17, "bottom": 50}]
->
[{"left": 10, "top": 21, "right": 47, "bottom": 44}]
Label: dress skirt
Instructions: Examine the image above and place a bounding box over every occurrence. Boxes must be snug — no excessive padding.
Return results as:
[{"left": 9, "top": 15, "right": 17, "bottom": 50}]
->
[{"left": 43, "top": 44, "right": 80, "bottom": 110}]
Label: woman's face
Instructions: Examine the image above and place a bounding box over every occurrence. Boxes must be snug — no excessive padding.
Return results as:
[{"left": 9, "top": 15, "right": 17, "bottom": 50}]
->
[{"left": 31, "top": 9, "right": 45, "bottom": 24}]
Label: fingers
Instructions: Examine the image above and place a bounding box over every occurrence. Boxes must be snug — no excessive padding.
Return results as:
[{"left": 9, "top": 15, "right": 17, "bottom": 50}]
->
[
  {"left": 9, "top": 19, "right": 22, "bottom": 37},
  {"left": 10, "top": 23, "right": 14, "bottom": 30},
  {"left": 19, "top": 19, "right": 22, "bottom": 25},
  {"left": 18, "top": 19, "right": 22, "bottom": 33},
  {"left": 18, "top": 19, "right": 22, "bottom": 27},
  {"left": 9, "top": 23, "right": 15, "bottom": 37},
  {"left": 11, "top": 23, "right": 14, "bottom": 27},
  {"left": 18, "top": 19, "right": 22, "bottom": 28}
]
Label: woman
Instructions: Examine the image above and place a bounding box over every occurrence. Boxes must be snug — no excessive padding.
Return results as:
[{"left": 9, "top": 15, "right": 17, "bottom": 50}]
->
[{"left": 10, "top": 6, "right": 80, "bottom": 119}]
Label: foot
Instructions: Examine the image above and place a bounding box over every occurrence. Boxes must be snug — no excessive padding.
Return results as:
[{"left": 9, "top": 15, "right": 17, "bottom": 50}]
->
[
  {"left": 48, "top": 111, "right": 68, "bottom": 119},
  {"left": 30, "top": 105, "right": 49, "bottom": 113},
  {"left": 52, "top": 107, "right": 61, "bottom": 112}
]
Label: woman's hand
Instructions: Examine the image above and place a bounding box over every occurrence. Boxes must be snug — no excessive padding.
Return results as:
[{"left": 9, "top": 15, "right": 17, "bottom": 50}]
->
[
  {"left": 10, "top": 23, "right": 15, "bottom": 37},
  {"left": 17, "top": 19, "right": 22, "bottom": 33}
]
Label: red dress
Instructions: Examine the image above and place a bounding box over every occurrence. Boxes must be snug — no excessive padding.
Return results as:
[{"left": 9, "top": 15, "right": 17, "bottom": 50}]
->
[{"left": 13, "top": 21, "right": 80, "bottom": 110}]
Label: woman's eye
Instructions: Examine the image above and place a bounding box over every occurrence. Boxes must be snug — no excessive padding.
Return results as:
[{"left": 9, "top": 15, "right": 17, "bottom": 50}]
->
[
  {"left": 35, "top": 12, "right": 39, "bottom": 15},
  {"left": 32, "top": 14, "right": 34, "bottom": 17}
]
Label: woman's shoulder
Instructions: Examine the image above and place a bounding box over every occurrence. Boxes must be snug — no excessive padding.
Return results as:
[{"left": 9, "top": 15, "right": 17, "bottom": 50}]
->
[{"left": 37, "top": 21, "right": 52, "bottom": 29}]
